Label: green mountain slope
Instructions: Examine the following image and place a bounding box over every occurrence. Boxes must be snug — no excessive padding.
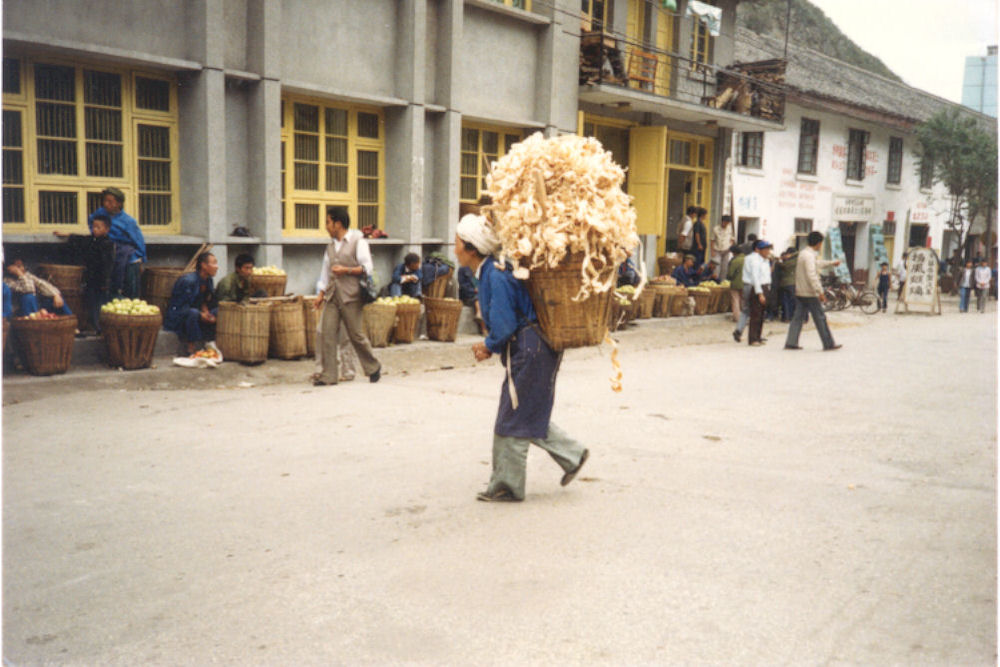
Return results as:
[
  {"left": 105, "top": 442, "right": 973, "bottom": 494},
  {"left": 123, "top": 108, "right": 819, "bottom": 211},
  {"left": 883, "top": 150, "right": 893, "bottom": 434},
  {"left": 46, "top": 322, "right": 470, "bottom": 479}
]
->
[{"left": 737, "top": 0, "right": 903, "bottom": 82}]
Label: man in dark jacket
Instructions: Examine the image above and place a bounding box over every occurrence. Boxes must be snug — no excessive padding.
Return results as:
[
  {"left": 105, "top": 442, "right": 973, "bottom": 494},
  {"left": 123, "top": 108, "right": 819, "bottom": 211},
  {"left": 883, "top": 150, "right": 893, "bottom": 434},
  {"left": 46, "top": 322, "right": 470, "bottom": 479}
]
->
[{"left": 164, "top": 252, "right": 219, "bottom": 355}]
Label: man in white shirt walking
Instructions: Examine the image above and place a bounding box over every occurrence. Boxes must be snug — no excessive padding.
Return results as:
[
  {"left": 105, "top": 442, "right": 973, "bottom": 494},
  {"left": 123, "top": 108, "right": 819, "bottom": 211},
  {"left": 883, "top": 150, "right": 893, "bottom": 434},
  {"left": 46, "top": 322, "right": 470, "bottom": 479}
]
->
[
  {"left": 785, "top": 231, "right": 842, "bottom": 351},
  {"left": 743, "top": 239, "right": 773, "bottom": 346},
  {"left": 974, "top": 257, "right": 992, "bottom": 313}
]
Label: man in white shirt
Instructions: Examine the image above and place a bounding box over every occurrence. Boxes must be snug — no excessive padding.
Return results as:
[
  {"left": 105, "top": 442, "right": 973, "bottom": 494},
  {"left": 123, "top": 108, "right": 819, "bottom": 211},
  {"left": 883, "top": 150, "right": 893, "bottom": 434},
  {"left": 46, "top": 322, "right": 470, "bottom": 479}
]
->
[
  {"left": 958, "top": 259, "right": 974, "bottom": 312},
  {"left": 974, "top": 258, "right": 992, "bottom": 313},
  {"left": 711, "top": 214, "right": 735, "bottom": 279},
  {"left": 894, "top": 252, "right": 908, "bottom": 300},
  {"left": 677, "top": 206, "right": 696, "bottom": 252},
  {"left": 743, "top": 239, "right": 773, "bottom": 346},
  {"left": 785, "top": 230, "right": 842, "bottom": 351}
]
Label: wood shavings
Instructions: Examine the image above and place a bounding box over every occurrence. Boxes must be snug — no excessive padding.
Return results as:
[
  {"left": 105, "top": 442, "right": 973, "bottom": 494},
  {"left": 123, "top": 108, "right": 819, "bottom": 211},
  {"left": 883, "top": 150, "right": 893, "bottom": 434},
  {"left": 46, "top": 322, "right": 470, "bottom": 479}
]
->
[
  {"left": 485, "top": 132, "right": 639, "bottom": 301},
  {"left": 604, "top": 332, "right": 622, "bottom": 392}
]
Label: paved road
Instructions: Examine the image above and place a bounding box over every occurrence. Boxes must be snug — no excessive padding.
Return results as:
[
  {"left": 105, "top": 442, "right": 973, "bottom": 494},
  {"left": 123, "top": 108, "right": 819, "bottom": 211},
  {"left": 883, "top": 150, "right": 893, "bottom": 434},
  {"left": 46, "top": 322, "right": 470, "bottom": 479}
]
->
[{"left": 3, "top": 307, "right": 996, "bottom": 665}]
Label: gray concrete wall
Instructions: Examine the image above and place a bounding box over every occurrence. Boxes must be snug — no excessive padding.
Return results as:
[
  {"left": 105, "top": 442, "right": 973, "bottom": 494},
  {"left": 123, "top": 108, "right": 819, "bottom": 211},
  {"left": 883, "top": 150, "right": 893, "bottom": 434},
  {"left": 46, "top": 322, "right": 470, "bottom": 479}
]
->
[
  {"left": 225, "top": 83, "right": 250, "bottom": 233},
  {"left": 224, "top": 0, "right": 249, "bottom": 72}
]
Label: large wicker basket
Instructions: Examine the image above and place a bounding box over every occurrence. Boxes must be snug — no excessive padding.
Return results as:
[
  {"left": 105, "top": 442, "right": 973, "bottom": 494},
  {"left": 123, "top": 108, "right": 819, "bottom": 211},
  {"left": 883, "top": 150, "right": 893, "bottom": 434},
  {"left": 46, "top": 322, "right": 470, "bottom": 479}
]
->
[
  {"left": 525, "top": 252, "right": 614, "bottom": 351},
  {"left": 301, "top": 296, "right": 321, "bottom": 357},
  {"left": 257, "top": 296, "right": 305, "bottom": 359},
  {"left": 143, "top": 266, "right": 185, "bottom": 315},
  {"left": 710, "top": 286, "right": 728, "bottom": 314},
  {"left": 99, "top": 311, "right": 162, "bottom": 369},
  {"left": 425, "top": 268, "right": 453, "bottom": 299},
  {"left": 424, "top": 296, "right": 462, "bottom": 342},
  {"left": 363, "top": 302, "right": 397, "bottom": 348},
  {"left": 657, "top": 254, "right": 683, "bottom": 277},
  {"left": 216, "top": 301, "right": 271, "bottom": 364},
  {"left": 38, "top": 263, "right": 86, "bottom": 330},
  {"left": 250, "top": 273, "right": 287, "bottom": 298},
  {"left": 392, "top": 302, "right": 422, "bottom": 344},
  {"left": 652, "top": 284, "right": 674, "bottom": 317},
  {"left": 636, "top": 287, "right": 656, "bottom": 319},
  {"left": 691, "top": 290, "right": 711, "bottom": 315},
  {"left": 669, "top": 287, "right": 689, "bottom": 317},
  {"left": 10, "top": 315, "right": 77, "bottom": 375}
]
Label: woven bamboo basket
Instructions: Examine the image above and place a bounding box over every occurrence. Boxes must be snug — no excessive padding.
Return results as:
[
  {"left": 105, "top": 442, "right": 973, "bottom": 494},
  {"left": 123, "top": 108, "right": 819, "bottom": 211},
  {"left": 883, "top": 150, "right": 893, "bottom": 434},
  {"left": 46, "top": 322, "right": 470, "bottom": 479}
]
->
[
  {"left": 38, "top": 263, "right": 87, "bottom": 329},
  {"left": 424, "top": 296, "right": 462, "bottom": 342},
  {"left": 261, "top": 297, "right": 305, "bottom": 359},
  {"left": 652, "top": 284, "right": 673, "bottom": 317},
  {"left": 216, "top": 301, "right": 271, "bottom": 364},
  {"left": 525, "top": 252, "right": 614, "bottom": 351},
  {"left": 301, "top": 296, "right": 321, "bottom": 357},
  {"left": 392, "top": 302, "right": 422, "bottom": 344},
  {"left": 636, "top": 287, "right": 656, "bottom": 319},
  {"left": 250, "top": 273, "right": 287, "bottom": 297},
  {"left": 657, "top": 254, "right": 683, "bottom": 277},
  {"left": 143, "top": 266, "right": 185, "bottom": 315},
  {"left": 669, "top": 287, "right": 688, "bottom": 317},
  {"left": 10, "top": 315, "right": 76, "bottom": 375},
  {"left": 363, "top": 302, "right": 397, "bottom": 348},
  {"left": 714, "top": 286, "right": 730, "bottom": 314},
  {"left": 691, "top": 290, "right": 711, "bottom": 315},
  {"left": 425, "top": 268, "right": 453, "bottom": 299},
  {"left": 99, "top": 311, "right": 162, "bottom": 369}
]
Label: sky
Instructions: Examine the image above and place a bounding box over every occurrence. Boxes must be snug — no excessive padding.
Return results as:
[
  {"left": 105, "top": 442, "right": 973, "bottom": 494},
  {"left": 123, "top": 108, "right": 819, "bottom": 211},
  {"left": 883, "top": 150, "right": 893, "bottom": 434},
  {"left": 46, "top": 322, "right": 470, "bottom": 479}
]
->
[{"left": 805, "top": 0, "right": 998, "bottom": 103}]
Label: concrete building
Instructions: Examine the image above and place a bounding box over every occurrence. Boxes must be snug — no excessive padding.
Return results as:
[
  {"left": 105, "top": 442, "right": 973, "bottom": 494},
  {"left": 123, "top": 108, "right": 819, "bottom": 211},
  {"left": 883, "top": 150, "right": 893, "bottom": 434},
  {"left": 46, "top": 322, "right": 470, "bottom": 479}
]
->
[
  {"left": 962, "top": 45, "right": 997, "bottom": 118},
  {"left": 730, "top": 27, "right": 996, "bottom": 284}
]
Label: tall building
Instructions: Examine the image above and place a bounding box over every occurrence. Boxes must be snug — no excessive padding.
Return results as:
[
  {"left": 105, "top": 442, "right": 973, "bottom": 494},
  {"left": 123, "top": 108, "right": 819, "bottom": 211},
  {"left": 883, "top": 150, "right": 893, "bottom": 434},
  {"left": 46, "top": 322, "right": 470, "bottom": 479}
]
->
[{"left": 962, "top": 45, "right": 997, "bottom": 117}]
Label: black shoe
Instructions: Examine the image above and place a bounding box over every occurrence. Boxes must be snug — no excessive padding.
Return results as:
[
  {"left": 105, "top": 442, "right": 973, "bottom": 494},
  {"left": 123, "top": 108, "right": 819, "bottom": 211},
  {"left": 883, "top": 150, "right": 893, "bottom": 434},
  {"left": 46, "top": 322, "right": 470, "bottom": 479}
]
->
[
  {"left": 784, "top": 345, "right": 802, "bottom": 350},
  {"left": 369, "top": 364, "right": 381, "bottom": 383},
  {"left": 476, "top": 488, "right": 519, "bottom": 502},
  {"left": 823, "top": 344, "right": 843, "bottom": 351},
  {"left": 732, "top": 330, "right": 741, "bottom": 342},
  {"left": 561, "top": 449, "right": 589, "bottom": 487}
]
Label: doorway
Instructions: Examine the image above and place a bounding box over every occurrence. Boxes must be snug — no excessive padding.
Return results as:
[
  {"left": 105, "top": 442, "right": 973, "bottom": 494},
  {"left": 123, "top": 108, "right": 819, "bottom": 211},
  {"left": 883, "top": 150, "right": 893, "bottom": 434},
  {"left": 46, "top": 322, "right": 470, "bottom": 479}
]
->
[
  {"left": 738, "top": 217, "right": 760, "bottom": 245},
  {"left": 839, "top": 222, "right": 857, "bottom": 275},
  {"left": 665, "top": 169, "right": 693, "bottom": 251},
  {"left": 908, "top": 223, "right": 929, "bottom": 249}
]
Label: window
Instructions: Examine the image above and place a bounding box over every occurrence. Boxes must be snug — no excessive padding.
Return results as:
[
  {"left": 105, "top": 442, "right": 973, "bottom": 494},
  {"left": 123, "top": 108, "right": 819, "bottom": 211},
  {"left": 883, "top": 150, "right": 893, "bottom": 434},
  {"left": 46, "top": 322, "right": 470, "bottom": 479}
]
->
[
  {"left": 460, "top": 124, "right": 522, "bottom": 202},
  {"left": 793, "top": 218, "right": 813, "bottom": 249},
  {"left": 281, "top": 95, "right": 385, "bottom": 234},
  {"left": 738, "top": 132, "right": 763, "bottom": 169},
  {"left": 2, "top": 55, "right": 179, "bottom": 232},
  {"left": 919, "top": 156, "right": 934, "bottom": 190},
  {"left": 887, "top": 137, "right": 903, "bottom": 185},
  {"left": 690, "top": 17, "right": 711, "bottom": 67},
  {"left": 846, "top": 128, "right": 868, "bottom": 181},
  {"left": 581, "top": 0, "right": 609, "bottom": 31},
  {"left": 664, "top": 131, "right": 714, "bottom": 216},
  {"left": 796, "top": 118, "right": 819, "bottom": 175}
]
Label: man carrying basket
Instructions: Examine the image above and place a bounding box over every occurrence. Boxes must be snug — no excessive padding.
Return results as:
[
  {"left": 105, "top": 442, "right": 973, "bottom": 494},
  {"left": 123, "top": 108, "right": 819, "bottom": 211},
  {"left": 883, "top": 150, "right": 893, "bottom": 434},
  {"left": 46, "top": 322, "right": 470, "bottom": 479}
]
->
[{"left": 455, "top": 214, "right": 589, "bottom": 503}]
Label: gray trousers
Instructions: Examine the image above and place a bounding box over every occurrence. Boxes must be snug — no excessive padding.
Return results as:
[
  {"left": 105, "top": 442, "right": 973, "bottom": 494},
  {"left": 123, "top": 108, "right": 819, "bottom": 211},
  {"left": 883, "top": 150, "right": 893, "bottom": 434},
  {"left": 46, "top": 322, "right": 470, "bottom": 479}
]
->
[
  {"left": 314, "top": 310, "right": 358, "bottom": 380},
  {"left": 785, "top": 296, "right": 835, "bottom": 349},
  {"left": 484, "top": 422, "right": 586, "bottom": 500},
  {"left": 976, "top": 288, "right": 988, "bottom": 313},
  {"left": 735, "top": 284, "right": 753, "bottom": 333},
  {"left": 318, "top": 297, "right": 379, "bottom": 384}
]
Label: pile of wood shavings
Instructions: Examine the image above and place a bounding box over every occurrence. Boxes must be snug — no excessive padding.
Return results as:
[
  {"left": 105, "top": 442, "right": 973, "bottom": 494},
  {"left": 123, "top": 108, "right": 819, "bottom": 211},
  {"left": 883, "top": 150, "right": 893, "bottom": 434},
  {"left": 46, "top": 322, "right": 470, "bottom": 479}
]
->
[{"left": 485, "top": 132, "right": 638, "bottom": 301}]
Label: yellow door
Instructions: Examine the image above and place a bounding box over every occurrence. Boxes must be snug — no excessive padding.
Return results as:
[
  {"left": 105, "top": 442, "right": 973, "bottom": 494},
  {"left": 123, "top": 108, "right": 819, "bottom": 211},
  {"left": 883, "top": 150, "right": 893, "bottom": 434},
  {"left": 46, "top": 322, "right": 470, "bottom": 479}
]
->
[{"left": 628, "top": 126, "right": 667, "bottom": 240}]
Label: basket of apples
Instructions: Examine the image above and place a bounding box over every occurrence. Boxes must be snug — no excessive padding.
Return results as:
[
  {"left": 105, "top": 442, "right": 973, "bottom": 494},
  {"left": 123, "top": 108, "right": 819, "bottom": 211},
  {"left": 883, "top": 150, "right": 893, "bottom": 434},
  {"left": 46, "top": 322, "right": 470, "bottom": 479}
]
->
[
  {"left": 10, "top": 310, "right": 77, "bottom": 375},
  {"left": 250, "top": 265, "right": 287, "bottom": 297},
  {"left": 99, "top": 298, "right": 163, "bottom": 369}
]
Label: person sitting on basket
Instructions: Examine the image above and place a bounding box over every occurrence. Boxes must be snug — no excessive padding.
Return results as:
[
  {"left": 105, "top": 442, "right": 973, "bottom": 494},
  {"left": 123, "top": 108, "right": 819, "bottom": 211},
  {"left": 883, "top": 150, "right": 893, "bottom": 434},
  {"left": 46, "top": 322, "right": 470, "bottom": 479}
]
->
[
  {"left": 389, "top": 253, "right": 423, "bottom": 298},
  {"left": 2, "top": 258, "right": 73, "bottom": 318},
  {"left": 52, "top": 214, "right": 115, "bottom": 333},
  {"left": 617, "top": 257, "right": 640, "bottom": 287},
  {"left": 164, "top": 252, "right": 219, "bottom": 355},
  {"left": 671, "top": 255, "right": 700, "bottom": 287},
  {"left": 215, "top": 253, "right": 266, "bottom": 303}
]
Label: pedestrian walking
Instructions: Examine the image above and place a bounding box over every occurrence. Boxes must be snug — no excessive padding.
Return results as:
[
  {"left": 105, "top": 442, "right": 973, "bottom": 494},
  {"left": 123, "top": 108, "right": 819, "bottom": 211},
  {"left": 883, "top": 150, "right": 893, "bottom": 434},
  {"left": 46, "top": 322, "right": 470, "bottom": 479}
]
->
[
  {"left": 778, "top": 248, "right": 798, "bottom": 322},
  {"left": 785, "top": 231, "right": 842, "bottom": 351},
  {"left": 727, "top": 244, "right": 745, "bottom": 325},
  {"left": 312, "top": 206, "right": 381, "bottom": 386},
  {"left": 454, "top": 213, "right": 588, "bottom": 503},
  {"left": 958, "top": 260, "right": 974, "bottom": 312},
  {"left": 895, "top": 252, "right": 908, "bottom": 300},
  {"left": 974, "top": 258, "right": 991, "bottom": 313},
  {"left": 744, "top": 239, "right": 773, "bottom": 346},
  {"left": 876, "top": 262, "right": 891, "bottom": 312}
]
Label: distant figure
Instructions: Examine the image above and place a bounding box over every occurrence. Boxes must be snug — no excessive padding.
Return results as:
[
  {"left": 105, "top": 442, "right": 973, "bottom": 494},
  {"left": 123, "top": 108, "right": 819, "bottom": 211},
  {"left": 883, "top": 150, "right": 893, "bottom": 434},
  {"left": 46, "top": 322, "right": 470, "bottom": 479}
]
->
[
  {"left": 778, "top": 248, "right": 798, "bottom": 322},
  {"left": 671, "top": 255, "right": 699, "bottom": 287},
  {"left": 712, "top": 214, "right": 735, "bottom": 279},
  {"left": 88, "top": 187, "right": 145, "bottom": 298},
  {"left": 727, "top": 244, "right": 745, "bottom": 324},
  {"left": 975, "top": 258, "right": 992, "bottom": 313},
  {"left": 677, "top": 206, "right": 697, "bottom": 253},
  {"left": 617, "top": 257, "right": 639, "bottom": 287},
  {"left": 691, "top": 207, "right": 708, "bottom": 267},
  {"left": 876, "top": 262, "right": 891, "bottom": 312},
  {"left": 743, "top": 240, "right": 773, "bottom": 346},
  {"left": 895, "top": 252, "right": 908, "bottom": 300}
]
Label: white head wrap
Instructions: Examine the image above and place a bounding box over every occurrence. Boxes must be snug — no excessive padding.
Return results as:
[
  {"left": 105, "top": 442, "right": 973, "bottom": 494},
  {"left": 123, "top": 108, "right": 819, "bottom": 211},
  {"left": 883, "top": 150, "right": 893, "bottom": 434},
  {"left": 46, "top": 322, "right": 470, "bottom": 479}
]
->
[{"left": 456, "top": 213, "right": 500, "bottom": 256}]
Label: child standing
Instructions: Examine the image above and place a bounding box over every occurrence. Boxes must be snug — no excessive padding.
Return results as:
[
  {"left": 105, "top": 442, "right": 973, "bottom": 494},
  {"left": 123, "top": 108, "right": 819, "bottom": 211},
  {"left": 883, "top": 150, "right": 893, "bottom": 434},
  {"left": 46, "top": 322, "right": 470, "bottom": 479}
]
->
[
  {"left": 877, "top": 262, "right": 891, "bottom": 313},
  {"left": 53, "top": 214, "right": 115, "bottom": 332}
]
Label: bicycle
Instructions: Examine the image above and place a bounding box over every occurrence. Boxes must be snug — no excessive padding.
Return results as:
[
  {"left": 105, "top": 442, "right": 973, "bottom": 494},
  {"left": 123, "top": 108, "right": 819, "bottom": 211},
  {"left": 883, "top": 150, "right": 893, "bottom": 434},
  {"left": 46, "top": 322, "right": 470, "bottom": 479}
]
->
[{"left": 821, "top": 279, "right": 880, "bottom": 314}]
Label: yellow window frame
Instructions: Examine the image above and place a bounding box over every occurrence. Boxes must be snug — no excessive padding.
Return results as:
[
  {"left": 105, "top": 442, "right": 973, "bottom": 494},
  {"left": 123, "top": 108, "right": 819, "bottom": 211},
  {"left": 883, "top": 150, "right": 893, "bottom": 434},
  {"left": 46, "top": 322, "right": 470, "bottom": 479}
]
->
[
  {"left": 580, "top": 0, "right": 609, "bottom": 32},
  {"left": 689, "top": 16, "right": 711, "bottom": 68},
  {"left": 280, "top": 94, "right": 386, "bottom": 237},
  {"left": 1, "top": 54, "right": 180, "bottom": 234},
  {"left": 459, "top": 123, "right": 522, "bottom": 203},
  {"left": 496, "top": 0, "right": 532, "bottom": 10}
]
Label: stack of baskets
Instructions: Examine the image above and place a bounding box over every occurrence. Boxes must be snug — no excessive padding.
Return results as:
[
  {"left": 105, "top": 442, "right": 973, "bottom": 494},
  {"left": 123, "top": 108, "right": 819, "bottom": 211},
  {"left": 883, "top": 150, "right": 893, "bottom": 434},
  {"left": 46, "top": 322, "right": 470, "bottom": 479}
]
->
[
  {"left": 635, "top": 287, "right": 656, "bottom": 319},
  {"left": 301, "top": 296, "right": 321, "bottom": 357},
  {"left": 669, "top": 286, "right": 689, "bottom": 317},
  {"left": 392, "top": 302, "right": 422, "bottom": 344},
  {"left": 690, "top": 289, "right": 711, "bottom": 315},
  {"left": 652, "top": 283, "right": 674, "bottom": 317},
  {"left": 38, "top": 264, "right": 85, "bottom": 329},
  {"left": 261, "top": 296, "right": 306, "bottom": 359},
  {"left": 525, "top": 252, "right": 614, "bottom": 351},
  {"left": 10, "top": 315, "right": 77, "bottom": 375},
  {"left": 216, "top": 301, "right": 272, "bottom": 364},
  {"left": 250, "top": 273, "right": 287, "bottom": 297},
  {"left": 717, "top": 287, "right": 732, "bottom": 314},
  {"left": 100, "top": 310, "right": 162, "bottom": 369},
  {"left": 363, "top": 302, "right": 397, "bottom": 348},
  {"left": 425, "top": 268, "right": 453, "bottom": 299},
  {"left": 143, "top": 266, "right": 186, "bottom": 315},
  {"left": 424, "top": 296, "right": 462, "bottom": 342}
]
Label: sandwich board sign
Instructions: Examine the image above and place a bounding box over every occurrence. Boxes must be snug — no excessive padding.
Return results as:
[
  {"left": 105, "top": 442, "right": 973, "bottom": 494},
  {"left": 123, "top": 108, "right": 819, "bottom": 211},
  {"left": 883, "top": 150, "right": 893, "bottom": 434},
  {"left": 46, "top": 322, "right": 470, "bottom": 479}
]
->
[{"left": 897, "top": 246, "right": 941, "bottom": 314}]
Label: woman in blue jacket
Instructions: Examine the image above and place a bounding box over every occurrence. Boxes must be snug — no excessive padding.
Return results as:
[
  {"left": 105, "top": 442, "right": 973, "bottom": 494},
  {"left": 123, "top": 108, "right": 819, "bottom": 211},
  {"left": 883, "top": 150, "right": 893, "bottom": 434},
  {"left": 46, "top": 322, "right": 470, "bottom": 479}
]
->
[{"left": 454, "top": 214, "right": 589, "bottom": 502}]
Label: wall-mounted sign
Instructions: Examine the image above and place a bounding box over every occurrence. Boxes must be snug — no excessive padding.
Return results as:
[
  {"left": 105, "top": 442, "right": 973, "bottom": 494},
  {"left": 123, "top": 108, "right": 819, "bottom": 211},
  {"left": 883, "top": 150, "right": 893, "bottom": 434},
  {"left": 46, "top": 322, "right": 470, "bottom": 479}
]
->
[
  {"left": 826, "top": 227, "right": 854, "bottom": 284},
  {"left": 870, "top": 224, "right": 889, "bottom": 268},
  {"left": 909, "top": 201, "right": 931, "bottom": 223},
  {"left": 898, "top": 247, "right": 941, "bottom": 314},
  {"left": 832, "top": 195, "right": 874, "bottom": 222}
]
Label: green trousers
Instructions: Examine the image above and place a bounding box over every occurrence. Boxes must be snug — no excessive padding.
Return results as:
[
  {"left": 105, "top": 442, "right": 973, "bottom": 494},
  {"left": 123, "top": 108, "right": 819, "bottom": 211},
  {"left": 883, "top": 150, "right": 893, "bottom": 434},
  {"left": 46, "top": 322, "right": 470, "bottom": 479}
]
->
[{"left": 484, "top": 422, "right": 586, "bottom": 500}]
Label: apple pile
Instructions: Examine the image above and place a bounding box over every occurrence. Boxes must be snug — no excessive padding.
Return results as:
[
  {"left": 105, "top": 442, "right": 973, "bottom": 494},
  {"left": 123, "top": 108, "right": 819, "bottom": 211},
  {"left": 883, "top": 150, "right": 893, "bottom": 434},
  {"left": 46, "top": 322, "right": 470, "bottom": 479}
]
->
[
  {"left": 19, "top": 309, "right": 61, "bottom": 320},
  {"left": 101, "top": 298, "right": 160, "bottom": 316},
  {"left": 375, "top": 296, "right": 420, "bottom": 306},
  {"left": 252, "top": 265, "right": 285, "bottom": 275}
]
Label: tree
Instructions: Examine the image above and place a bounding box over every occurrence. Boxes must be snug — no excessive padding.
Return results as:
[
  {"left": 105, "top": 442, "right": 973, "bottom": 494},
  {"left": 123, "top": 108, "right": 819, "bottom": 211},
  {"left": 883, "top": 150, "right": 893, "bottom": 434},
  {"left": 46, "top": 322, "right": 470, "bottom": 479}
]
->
[{"left": 916, "top": 109, "right": 998, "bottom": 265}]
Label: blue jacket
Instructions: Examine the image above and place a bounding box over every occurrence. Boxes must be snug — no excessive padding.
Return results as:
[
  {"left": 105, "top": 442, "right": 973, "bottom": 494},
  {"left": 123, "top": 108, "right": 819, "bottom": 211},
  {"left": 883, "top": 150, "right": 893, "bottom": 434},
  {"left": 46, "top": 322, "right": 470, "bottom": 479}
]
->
[
  {"left": 672, "top": 264, "right": 698, "bottom": 287},
  {"left": 89, "top": 207, "right": 147, "bottom": 263},
  {"left": 390, "top": 263, "right": 423, "bottom": 298},
  {"left": 478, "top": 260, "right": 536, "bottom": 355},
  {"left": 164, "top": 272, "right": 214, "bottom": 332},
  {"left": 457, "top": 266, "right": 478, "bottom": 302}
]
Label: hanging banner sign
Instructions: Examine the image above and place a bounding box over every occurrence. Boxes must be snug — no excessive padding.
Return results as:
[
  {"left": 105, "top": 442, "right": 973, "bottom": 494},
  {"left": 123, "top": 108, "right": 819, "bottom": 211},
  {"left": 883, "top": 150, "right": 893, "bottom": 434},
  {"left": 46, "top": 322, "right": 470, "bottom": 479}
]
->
[
  {"left": 826, "top": 227, "right": 853, "bottom": 284},
  {"left": 870, "top": 224, "right": 889, "bottom": 269},
  {"left": 723, "top": 157, "right": 733, "bottom": 216},
  {"left": 899, "top": 247, "right": 941, "bottom": 314}
]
